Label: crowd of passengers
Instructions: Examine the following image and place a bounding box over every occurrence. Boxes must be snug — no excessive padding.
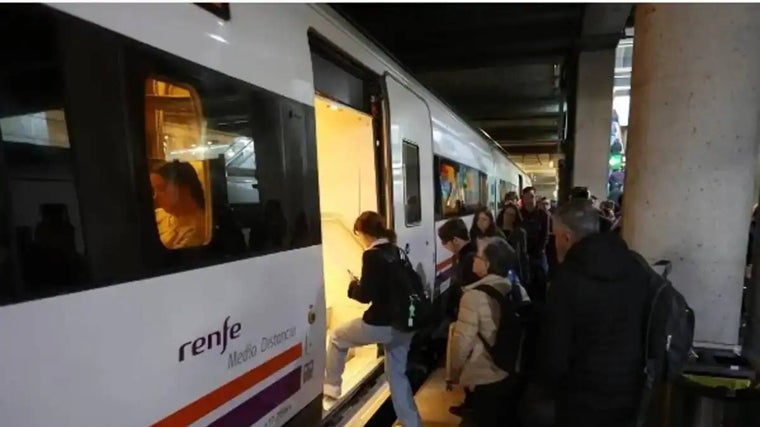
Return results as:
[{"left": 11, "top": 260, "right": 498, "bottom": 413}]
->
[{"left": 323, "top": 186, "right": 645, "bottom": 427}]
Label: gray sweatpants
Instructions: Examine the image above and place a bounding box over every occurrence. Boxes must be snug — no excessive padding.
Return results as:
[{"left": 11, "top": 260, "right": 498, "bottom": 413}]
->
[{"left": 325, "top": 318, "right": 422, "bottom": 427}]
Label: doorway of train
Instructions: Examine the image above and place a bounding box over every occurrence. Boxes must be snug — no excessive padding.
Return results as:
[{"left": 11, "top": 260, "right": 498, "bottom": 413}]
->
[
  {"left": 309, "top": 32, "right": 389, "bottom": 418},
  {"left": 308, "top": 31, "right": 437, "bottom": 421}
]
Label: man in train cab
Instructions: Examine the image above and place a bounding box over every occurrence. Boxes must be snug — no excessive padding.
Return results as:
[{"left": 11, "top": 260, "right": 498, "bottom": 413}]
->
[
  {"left": 537, "top": 200, "right": 649, "bottom": 427},
  {"left": 519, "top": 187, "right": 550, "bottom": 303},
  {"left": 438, "top": 218, "right": 479, "bottom": 320}
]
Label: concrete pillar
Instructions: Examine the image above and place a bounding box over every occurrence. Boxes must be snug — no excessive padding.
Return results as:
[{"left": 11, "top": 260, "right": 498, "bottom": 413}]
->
[
  {"left": 572, "top": 49, "right": 616, "bottom": 200},
  {"left": 623, "top": 4, "right": 760, "bottom": 348}
]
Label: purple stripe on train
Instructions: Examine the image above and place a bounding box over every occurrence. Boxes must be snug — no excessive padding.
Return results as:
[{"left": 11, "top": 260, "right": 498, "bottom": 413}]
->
[
  {"left": 435, "top": 266, "right": 455, "bottom": 286},
  {"left": 209, "top": 366, "right": 302, "bottom": 427}
]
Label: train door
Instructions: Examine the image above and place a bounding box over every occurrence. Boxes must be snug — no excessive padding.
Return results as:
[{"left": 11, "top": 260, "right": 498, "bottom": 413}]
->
[
  {"left": 383, "top": 75, "right": 436, "bottom": 295},
  {"left": 309, "top": 34, "right": 390, "bottom": 416}
]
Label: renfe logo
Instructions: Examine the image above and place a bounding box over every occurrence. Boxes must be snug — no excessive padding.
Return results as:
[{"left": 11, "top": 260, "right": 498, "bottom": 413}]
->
[{"left": 179, "top": 316, "right": 242, "bottom": 362}]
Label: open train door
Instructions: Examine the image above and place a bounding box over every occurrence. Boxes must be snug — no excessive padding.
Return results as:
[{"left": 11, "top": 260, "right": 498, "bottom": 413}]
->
[{"left": 383, "top": 74, "right": 436, "bottom": 296}]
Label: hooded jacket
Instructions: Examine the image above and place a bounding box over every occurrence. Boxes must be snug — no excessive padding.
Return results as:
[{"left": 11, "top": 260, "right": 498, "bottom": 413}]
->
[{"left": 539, "top": 232, "right": 649, "bottom": 427}]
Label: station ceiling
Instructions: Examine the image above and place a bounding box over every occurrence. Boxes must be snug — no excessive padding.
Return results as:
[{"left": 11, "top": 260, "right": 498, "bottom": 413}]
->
[{"left": 332, "top": 4, "right": 632, "bottom": 190}]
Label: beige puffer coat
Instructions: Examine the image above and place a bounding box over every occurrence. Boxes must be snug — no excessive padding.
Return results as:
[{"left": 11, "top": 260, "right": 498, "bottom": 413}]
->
[{"left": 446, "top": 274, "right": 530, "bottom": 390}]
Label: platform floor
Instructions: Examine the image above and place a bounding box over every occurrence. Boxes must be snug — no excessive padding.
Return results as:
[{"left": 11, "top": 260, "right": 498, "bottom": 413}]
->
[{"left": 413, "top": 368, "right": 463, "bottom": 427}]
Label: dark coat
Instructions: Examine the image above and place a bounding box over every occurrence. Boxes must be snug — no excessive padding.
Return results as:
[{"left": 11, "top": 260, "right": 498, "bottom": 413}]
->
[{"left": 539, "top": 233, "right": 649, "bottom": 427}]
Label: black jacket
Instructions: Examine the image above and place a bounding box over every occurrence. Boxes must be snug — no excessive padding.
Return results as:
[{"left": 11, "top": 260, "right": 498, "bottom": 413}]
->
[
  {"left": 452, "top": 240, "right": 478, "bottom": 290},
  {"left": 347, "top": 242, "right": 397, "bottom": 326},
  {"left": 539, "top": 233, "right": 649, "bottom": 427},
  {"left": 521, "top": 207, "right": 550, "bottom": 258},
  {"left": 446, "top": 240, "right": 479, "bottom": 318},
  {"left": 598, "top": 211, "right": 614, "bottom": 233}
]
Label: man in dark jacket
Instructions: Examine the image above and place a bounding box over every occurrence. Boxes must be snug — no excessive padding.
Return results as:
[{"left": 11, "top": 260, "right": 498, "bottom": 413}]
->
[
  {"left": 520, "top": 187, "right": 551, "bottom": 302},
  {"left": 539, "top": 200, "right": 649, "bottom": 427}
]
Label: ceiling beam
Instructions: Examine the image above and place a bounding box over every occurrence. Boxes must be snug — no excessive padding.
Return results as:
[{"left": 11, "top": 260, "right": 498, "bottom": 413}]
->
[
  {"left": 333, "top": 5, "right": 582, "bottom": 34},
  {"left": 576, "top": 4, "right": 632, "bottom": 50},
  {"left": 407, "top": 55, "right": 565, "bottom": 73},
  {"left": 582, "top": 4, "right": 632, "bottom": 36},
  {"left": 394, "top": 39, "right": 575, "bottom": 70},
  {"left": 501, "top": 144, "right": 561, "bottom": 155},
  {"left": 474, "top": 117, "right": 560, "bottom": 128},
  {"left": 442, "top": 97, "right": 563, "bottom": 119},
  {"left": 486, "top": 126, "right": 559, "bottom": 139},
  {"left": 381, "top": 25, "right": 579, "bottom": 51}
]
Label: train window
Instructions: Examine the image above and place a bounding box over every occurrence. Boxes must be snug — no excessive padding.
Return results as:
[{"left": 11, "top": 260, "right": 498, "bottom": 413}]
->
[
  {"left": 144, "top": 77, "right": 213, "bottom": 249},
  {"left": 438, "top": 157, "right": 486, "bottom": 218},
  {"left": 0, "top": 5, "right": 90, "bottom": 304},
  {"left": 403, "top": 140, "right": 421, "bottom": 226},
  {"left": 438, "top": 159, "right": 459, "bottom": 217},
  {"left": 133, "top": 46, "right": 321, "bottom": 268},
  {"left": 460, "top": 167, "right": 480, "bottom": 208}
]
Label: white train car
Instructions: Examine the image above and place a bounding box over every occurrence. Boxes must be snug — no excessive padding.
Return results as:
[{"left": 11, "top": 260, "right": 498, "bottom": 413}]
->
[{"left": 0, "top": 3, "right": 528, "bottom": 427}]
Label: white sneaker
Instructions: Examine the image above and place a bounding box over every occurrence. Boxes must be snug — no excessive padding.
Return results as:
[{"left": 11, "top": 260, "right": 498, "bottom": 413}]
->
[{"left": 323, "top": 384, "right": 341, "bottom": 400}]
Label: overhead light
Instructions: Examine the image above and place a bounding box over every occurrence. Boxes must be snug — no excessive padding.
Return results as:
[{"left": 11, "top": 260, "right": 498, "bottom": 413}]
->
[{"left": 207, "top": 33, "right": 229, "bottom": 44}]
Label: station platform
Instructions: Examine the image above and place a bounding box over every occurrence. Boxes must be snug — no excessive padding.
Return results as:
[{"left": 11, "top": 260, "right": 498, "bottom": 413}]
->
[{"left": 413, "top": 368, "right": 464, "bottom": 427}]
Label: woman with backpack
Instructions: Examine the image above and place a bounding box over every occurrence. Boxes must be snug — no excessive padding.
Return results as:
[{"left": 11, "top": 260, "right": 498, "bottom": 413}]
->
[
  {"left": 323, "top": 211, "right": 422, "bottom": 427},
  {"left": 446, "top": 237, "right": 530, "bottom": 427}
]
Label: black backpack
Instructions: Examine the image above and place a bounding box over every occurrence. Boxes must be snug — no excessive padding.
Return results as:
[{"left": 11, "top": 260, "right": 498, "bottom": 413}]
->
[
  {"left": 634, "top": 257, "right": 695, "bottom": 426},
  {"left": 476, "top": 283, "right": 535, "bottom": 375},
  {"left": 382, "top": 247, "right": 433, "bottom": 332}
]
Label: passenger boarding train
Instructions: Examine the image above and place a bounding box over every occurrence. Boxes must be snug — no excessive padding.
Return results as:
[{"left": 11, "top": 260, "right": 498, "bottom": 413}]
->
[{"left": 0, "top": 3, "right": 529, "bottom": 427}]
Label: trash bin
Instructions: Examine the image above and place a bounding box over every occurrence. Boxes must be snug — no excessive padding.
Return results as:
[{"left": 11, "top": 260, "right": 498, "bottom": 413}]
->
[{"left": 663, "top": 348, "right": 760, "bottom": 427}]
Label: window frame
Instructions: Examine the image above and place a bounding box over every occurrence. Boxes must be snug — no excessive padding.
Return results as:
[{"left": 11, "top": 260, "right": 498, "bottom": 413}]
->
[
  {"left": 401, "top": 139, "right": 422, "bottom": 227},
  {"left": 144, "top": 75, "right": 215, "bottom": 250},
  {"left": 121, "top": 24, "right": 321, "bottom": 278}
]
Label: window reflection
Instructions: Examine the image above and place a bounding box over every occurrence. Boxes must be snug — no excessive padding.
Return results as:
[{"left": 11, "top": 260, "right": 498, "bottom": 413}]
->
[
  {"left": 0, "top": 3, "right": 91, "bottom": 303},
  {"left": 438, "top": 158, "right": 487, "bottom": 217}
]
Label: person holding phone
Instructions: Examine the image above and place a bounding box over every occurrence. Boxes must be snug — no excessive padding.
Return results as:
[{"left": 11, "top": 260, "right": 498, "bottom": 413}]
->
[{"left": 324, "top": 211, "right": 422, "bottom": 427}]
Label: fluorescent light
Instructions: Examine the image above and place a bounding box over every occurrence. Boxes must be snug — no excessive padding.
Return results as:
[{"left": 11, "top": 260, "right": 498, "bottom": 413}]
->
[{"left": 207, "top": 33, "right": 229, "bottom": 44}]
